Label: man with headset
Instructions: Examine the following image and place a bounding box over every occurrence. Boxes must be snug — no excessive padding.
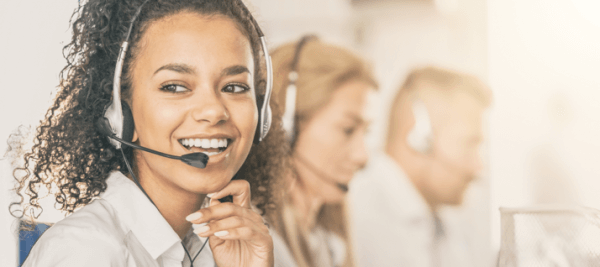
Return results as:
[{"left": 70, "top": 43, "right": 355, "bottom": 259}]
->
[{"left": 348, "top": 67, "right": 492, "bottom": 267}]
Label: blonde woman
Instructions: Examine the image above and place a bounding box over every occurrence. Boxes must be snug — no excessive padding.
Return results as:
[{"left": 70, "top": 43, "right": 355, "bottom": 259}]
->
[{"left": 268, "top": 36, "right": 377, "bottom": 267}]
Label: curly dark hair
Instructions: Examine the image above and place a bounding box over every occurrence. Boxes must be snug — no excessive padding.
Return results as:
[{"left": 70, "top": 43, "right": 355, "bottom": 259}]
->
[{"left": 9, "top": 0, "right": 288, "bottom": 222}]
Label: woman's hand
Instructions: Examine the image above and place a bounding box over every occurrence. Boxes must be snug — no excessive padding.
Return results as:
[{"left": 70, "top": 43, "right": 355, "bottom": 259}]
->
[{"left": 186, "top": 180, "right": 273, "bottom": 267}]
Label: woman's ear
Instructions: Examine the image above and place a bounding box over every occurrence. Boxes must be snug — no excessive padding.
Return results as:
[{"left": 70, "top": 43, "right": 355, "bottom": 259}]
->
[{"left": 132, "top": 130, "right": 138, "bottom": 143}]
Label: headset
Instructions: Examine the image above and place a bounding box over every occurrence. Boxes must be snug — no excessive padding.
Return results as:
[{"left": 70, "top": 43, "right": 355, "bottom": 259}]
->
[
  {"left": 96, "top": 0, "right": 273, "bottom": 167},
  {"left": 94, "top": 1, "right": 272, "bottom": 265},
  {"left": 406, "top": 98, "right": 433, "bottom": 154},
  {"left": 282, "top": 35, "right": 350, "bottom": 192},
  {"left": 281, "top": 35, "right": 316, "bottom": 142}
]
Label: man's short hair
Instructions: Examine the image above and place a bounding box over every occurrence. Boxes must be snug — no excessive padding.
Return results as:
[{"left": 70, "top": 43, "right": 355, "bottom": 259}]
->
[{"left": 386, "top": 66, "right": 492, "bottom": 145}]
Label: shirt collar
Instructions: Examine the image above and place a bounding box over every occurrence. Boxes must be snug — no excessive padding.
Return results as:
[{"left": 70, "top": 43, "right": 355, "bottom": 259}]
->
[
  {"left": 366, "top": 153, "right": 434, "bottom": 223},
  {"left": 101, "top": 171, "right": 183, "bottom": 260}
]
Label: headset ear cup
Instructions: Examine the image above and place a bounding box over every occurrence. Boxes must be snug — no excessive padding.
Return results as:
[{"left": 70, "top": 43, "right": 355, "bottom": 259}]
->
[
  {"left": 253, "top": 94, "right": 265, "bottom": 144},
  {"left": 407, "top": 99, "right": 432, "bottom": 154},
  {"left": 121, "top": 101, "right": 135, "bottom": 143}
]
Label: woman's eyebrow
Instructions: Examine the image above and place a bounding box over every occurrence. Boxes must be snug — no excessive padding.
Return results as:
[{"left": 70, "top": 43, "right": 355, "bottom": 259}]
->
[
  {"left": 221, "top": 65, "right": 251, "bottom": 77},
  {"left": 153, "top": 63, "right": 196, "bottom": 76}
]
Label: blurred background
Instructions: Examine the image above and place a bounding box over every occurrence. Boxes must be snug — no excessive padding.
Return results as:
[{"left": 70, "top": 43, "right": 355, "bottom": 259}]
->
[{"left": 1, "top": 0, "right": 599, "bottom": 266}]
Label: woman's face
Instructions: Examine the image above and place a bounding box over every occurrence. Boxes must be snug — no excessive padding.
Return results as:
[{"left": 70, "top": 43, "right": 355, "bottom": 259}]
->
[
  {"left": 293, "top": 80, "right": 375, "bottom": 203},
  {"left": 129, "top": 12, "right": 257, "bottom": 195}
]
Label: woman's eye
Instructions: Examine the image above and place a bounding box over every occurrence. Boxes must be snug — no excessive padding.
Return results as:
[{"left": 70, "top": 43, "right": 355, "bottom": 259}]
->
[
  {"left": 222, "top": 84, "right": 249, "bottom": 93},
  {"left": 160, "top": 84, "right": 188, "bottom": 93}
]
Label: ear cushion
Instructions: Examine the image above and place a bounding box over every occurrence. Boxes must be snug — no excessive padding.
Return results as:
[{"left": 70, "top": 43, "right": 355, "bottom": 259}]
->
[
  {"left": 121, "top": 101, "right": 135, "bottom": 143},
  {"left": 253, "top": 94, "right": 265, "bottom": 144},
  {"left": 95, "top": 116, "right": 114, "bottom": 137}
]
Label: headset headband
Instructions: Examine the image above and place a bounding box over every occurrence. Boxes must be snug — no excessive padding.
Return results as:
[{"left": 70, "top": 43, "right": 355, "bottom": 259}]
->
[
  {"left": 281, "top": 35, "right": 317, "bottom": 142},
  {"left": 103, "top": 0, "right": 273, "bottom": 148}
]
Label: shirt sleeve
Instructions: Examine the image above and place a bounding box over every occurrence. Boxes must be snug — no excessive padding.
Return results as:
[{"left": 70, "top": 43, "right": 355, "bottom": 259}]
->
[{"left": 22, "top": 226, "right": 128, "bottom": 267}]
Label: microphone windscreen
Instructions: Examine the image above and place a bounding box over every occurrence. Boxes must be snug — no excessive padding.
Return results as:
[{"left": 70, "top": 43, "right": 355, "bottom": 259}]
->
[
  {"left": 180, "top": 153, "right": 209, "bottom": 169},
  {"left": 337, "top": 183, "right": 349, "bottom": 192}
]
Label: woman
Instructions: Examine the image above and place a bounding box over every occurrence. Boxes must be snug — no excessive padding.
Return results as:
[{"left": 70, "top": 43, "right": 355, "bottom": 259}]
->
[
  {"left": 11, "top": 0, "right": 287, "bottom": 266},
  {"left": 268, "top": 36, "right": 378, "bottom": 267}
]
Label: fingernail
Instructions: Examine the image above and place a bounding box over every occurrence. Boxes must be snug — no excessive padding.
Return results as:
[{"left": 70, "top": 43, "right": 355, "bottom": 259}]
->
[
  {"left": 185, "top": 212, "right": 203, "bottom": 222},
  {"left": 206, "top": 193, "right": 216, "bottom": 198},
  {"left": 193, "top": 225, "right": 210, "bottom": 234},
  {"left": 214, "top": 230, "right": 229, "bottom": 237},
  {"left": 192, "top": 222, "right": 207, "bottom": 230}
]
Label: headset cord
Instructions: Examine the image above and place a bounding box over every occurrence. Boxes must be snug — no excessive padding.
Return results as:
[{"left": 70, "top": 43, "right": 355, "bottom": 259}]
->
[
  {"left": 120, "top": 149, "right": 210, "bottom": 266},
  {"left": 120, "top": 149, "right": 156, "bottom": 206},
  {"left": 183, "top": 237, "right": 209, "bottom": 267}
]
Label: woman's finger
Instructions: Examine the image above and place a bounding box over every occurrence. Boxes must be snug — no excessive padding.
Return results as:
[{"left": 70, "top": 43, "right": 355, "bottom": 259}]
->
[
  {"left": 193, "top": 215, "right": 267, "bottom": 238},
  {"left": 206, "top": 225, "right": 270, "bottom": 242},
  {"left": 205, "top": 179, "right": 252, "bottom": 208},
  {"left": 186, "top": 201, "right": 263, "bottom": 225}
]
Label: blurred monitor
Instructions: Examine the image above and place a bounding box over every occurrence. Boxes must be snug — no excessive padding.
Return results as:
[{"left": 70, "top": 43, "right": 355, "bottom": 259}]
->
[{"left": 498, "top": 206, "right": 600, "bottom": 267}]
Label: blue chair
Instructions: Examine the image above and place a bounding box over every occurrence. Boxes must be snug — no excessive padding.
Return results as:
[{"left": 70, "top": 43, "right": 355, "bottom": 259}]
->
[{"left": 19, "top": 221, "right": 51, "bottom": 266}]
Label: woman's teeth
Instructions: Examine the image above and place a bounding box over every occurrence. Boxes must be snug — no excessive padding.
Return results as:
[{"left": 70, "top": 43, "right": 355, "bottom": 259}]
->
[{"left": 180, "top": 138, "right": 228, "bottom": 155}]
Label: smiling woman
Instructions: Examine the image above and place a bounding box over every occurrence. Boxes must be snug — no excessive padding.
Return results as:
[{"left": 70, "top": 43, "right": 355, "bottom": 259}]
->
[{"left": 9, "top": 0, "right": 288, "bottom": 266}]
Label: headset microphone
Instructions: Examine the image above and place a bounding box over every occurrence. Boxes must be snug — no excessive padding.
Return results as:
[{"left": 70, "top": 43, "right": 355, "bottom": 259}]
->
[
  {"left": 294, "top": 153, "right": 349, "bottom": 192},
  {"left": 96, "top": 118, "right": 209, "bottom": 169},
  {"left": 97, "top": 0, "right": 271, "bottom": 170}
]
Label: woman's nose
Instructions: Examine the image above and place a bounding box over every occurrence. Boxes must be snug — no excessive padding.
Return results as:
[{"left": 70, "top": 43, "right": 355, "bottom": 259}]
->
[{"left": 191, "top": 89, "right": 229, "bottom": 125}]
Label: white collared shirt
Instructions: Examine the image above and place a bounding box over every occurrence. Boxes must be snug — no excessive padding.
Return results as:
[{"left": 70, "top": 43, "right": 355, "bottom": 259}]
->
[
  {"left": 23, "top": 171, "right": 215, "bottom": 267},
  {"left": 348, "top": 153, "right": 474, "bottom": 267},
  {"left": 272, "top": 225, "right": 346, "bottom": 267}
]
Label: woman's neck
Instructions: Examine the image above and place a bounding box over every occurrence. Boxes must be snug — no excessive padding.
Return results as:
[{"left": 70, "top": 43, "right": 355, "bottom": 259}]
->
[
  {"left": 288, "top": 176, "right": 324, "bottom": 232},
  {"left": 133, "top": 169, "right": 206, "bottom": 239}
]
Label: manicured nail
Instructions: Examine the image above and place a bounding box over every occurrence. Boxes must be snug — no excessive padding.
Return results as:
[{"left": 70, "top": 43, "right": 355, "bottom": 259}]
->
[
  {"left": 206, "top": 193, "right": 216, "bottom": 198},
  {"left": 192, "top": 222, "right": 207, "bottom": 230},
  {"left": 214, "top": 230, "right": 229, "bottom": 237},
  {"left": 185, "top": 212, "right": 202, "bottom": 222},
  {"left": 193, "top": 225, "right": 210, "bottom": 235}
]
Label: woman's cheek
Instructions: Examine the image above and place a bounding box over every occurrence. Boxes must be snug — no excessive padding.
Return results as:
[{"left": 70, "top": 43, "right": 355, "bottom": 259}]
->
[{"left": 234, "top": 101, "right": 258, "bottom": 138}]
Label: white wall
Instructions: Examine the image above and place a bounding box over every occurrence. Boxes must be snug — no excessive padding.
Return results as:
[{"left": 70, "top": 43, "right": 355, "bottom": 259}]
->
[
  {"left": 488, "top": 0, "right": 600, "bottom": 253},
  {"left": 0, "top": 1, "right": 77, "bottom": 266},
  {"left": 249, "top": 0, "right": 355, "bottom": 49}
]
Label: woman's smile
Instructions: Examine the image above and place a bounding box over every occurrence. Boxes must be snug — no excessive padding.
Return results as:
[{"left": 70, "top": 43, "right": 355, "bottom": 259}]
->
[{"left": 178, "top": 135, "right": 234, "bottom": 160}]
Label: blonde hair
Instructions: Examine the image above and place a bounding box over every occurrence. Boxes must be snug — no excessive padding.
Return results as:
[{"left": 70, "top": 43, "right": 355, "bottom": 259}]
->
[
  {"left": 272, "top": 38, "right": 377, "bottom": 140},
  {"left": 386, "top": 66, "right": 492, "bottom": 147},
  {"left": 269, "top": 38, "right": 377, "bottom": 267}
]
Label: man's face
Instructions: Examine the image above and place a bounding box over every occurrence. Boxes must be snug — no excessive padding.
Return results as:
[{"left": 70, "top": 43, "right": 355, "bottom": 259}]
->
[{"left": 422, "top": 91, "right": 486, "bottom": 206}]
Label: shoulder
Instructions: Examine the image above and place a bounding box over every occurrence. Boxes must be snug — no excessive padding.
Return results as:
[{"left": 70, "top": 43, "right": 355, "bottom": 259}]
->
[
  {"left": 270, "top": 228, "right": 298, "bottom": 267},
  {"left": 351, "top": 153, "right": 399, "bottom": 190},
  {"left": 23, "top": 199, "right": 128, "bottom": 267}
]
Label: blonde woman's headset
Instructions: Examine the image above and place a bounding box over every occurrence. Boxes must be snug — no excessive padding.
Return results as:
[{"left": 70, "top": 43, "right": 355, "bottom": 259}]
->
[{"left": 282, "top": 35, "right": 349, "bottom": 192}]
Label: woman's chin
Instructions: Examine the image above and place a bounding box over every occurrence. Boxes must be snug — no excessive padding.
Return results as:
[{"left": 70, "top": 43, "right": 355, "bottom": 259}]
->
[
  {"left": 322, "top": 194, "right": 345, "bottom": 204},
  {"left": 176, "top": 178, "right": 220, "bottom": 194}
]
